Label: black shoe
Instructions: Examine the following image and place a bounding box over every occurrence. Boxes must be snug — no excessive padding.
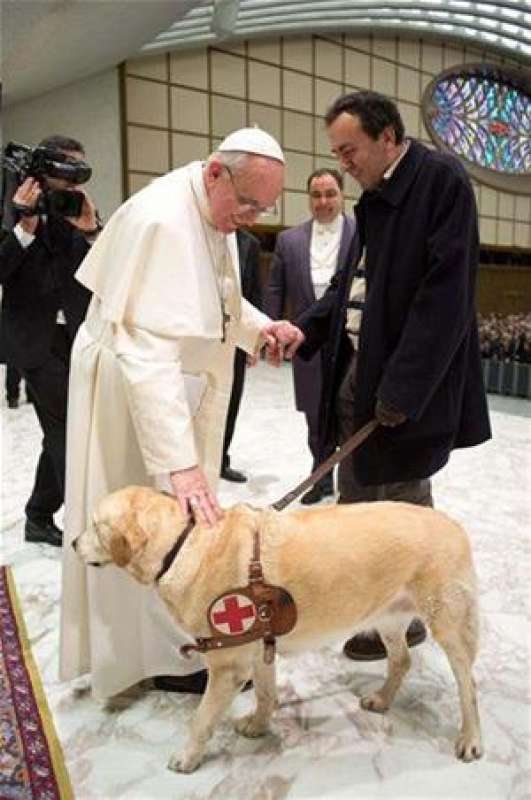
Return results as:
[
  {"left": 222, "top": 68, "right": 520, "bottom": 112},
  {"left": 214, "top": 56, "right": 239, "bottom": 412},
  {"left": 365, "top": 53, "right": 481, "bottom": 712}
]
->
[
  {"left": 7, "top": 397, "right": 19, "bottom": 409},
  {"left": 153, "top": 671, "right": 252, "bottom": 695},
  {"left": 24, "top": 518, "right": 63, "bottom": 547},
  {"left": 343, "top": 619, "right": 427, "bottom": 662},
  {"left": 221, "top": 466, "right": 248, "bottom": 483},
  {"left": 301, "top": 485, "right": 323, "bottom": 505},
  {"left": 300, "top": 483, "right": 333, "bottom": 505},
  {"left": 153, "top": 671, "right": 208, "bottom": 694}
]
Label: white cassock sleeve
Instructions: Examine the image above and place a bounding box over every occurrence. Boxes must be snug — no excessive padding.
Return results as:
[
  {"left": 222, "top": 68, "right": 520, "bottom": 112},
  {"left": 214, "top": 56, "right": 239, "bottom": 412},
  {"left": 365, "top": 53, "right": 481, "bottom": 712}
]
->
[
  {"left": 233, "top": 298, "right": 270, "bottom": 354},
  {"left": 113, "top": 324, "right": 198, "bottom": 475}
]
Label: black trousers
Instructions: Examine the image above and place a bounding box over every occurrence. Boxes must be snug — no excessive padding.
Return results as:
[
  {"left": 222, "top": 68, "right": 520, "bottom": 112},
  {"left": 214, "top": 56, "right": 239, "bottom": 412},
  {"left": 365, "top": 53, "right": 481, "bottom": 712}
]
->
[
  {"left": 5, "top": 364, "right": 22, "bottom": 400},
  {"left": 304, "top": 404, "right": 334, "bottom": 491},
  {"left": 20, "top": 325, "right": 70, "bottom": 522},
  {"left": 222, "top": 348, "right": 247, "bottom": 470}
]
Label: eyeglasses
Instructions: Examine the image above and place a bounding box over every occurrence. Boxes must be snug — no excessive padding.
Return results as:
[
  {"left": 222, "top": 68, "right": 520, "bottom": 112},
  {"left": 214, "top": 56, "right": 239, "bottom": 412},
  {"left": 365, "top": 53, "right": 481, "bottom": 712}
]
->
[{"left": 223, "top": 165, "right": 277, "bottom": 217}]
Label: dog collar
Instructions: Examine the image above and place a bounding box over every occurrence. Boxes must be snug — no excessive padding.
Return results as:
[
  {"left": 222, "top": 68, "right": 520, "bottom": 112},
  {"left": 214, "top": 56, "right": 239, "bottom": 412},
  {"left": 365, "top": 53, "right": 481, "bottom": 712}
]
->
[{"left": 155, "top": 517, "right": 195, "bottom": 582}]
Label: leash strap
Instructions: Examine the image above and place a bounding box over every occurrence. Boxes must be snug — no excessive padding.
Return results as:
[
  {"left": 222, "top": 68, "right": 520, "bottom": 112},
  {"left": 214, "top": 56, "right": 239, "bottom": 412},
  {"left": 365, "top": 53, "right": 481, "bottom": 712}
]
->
[{"left": 271, "top": 418, "right": 379, "bottom": 511}]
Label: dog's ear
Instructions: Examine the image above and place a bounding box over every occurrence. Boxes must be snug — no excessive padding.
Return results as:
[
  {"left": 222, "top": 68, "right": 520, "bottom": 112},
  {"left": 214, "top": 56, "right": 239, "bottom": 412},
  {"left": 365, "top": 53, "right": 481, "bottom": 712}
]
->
[
  {"left": 109, "top": 511, "right": 150, "bottom": 567},
  {"left": 109, "top": 532, "right": 132, "bottom": 567}
]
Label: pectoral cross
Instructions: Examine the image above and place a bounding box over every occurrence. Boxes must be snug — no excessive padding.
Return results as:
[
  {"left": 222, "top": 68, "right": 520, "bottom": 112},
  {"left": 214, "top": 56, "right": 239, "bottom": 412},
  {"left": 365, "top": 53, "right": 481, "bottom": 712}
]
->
[{"left": 222, "top": 311, "right": 230, "bottom": 343}]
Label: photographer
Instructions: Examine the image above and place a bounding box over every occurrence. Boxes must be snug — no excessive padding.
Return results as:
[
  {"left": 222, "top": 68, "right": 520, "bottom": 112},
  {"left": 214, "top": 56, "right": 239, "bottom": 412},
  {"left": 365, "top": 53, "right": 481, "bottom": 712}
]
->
[{"left": 0, "top": 135, "right": 98, "bottom": 546}]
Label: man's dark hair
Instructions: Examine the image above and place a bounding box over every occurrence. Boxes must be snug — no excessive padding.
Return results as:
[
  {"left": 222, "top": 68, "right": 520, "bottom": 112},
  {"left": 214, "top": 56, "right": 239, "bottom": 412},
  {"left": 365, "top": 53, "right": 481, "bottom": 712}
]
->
[
  {"left": 38, "top": 135, "right": 85, "bottom": 155},
  {"left": 325, "top": 91, "right": 405, "bottom": 144},
  {"left": 306, "top": 168, "right": 344, "bottom": 193}
]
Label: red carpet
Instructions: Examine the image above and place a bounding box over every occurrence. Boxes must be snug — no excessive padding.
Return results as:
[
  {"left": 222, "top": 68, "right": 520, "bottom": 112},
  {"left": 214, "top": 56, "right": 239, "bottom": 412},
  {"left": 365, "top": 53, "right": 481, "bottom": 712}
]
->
[{"left": 0, "top": 565, "right": 73, "bottom": 799}]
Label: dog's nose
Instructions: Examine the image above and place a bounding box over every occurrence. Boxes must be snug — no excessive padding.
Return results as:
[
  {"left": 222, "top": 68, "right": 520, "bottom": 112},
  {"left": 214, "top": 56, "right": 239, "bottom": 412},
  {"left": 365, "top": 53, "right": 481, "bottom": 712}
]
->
[{"left": 71, "top": 538, "right": 78, "bottom": 551}]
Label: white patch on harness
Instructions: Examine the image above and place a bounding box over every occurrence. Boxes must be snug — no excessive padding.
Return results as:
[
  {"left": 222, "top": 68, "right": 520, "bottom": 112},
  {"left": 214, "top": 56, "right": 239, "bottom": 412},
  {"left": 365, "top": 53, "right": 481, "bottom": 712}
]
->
[{"left": 209, "top": 593, "right": 257, "bottom": 635}]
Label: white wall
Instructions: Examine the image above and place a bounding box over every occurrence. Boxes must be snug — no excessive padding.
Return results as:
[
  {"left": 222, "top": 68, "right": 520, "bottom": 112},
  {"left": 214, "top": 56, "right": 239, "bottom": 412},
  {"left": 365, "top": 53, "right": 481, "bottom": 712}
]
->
[{"left": 4, "top": 68, "right": 122, "bottom": 221}]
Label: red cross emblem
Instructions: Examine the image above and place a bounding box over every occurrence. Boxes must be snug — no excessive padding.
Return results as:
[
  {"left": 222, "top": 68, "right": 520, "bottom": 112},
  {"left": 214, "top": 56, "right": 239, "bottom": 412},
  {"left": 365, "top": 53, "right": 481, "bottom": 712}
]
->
[{"left": 210, "top": 593, "right": 257, "bottom": 635}]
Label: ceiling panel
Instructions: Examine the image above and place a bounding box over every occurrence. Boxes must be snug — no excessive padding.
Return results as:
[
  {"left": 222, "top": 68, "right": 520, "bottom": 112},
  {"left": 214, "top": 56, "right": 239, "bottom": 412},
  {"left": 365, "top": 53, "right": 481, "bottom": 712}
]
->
[{"left": 142, "top": 1, "right": 531, "bottom": 63}]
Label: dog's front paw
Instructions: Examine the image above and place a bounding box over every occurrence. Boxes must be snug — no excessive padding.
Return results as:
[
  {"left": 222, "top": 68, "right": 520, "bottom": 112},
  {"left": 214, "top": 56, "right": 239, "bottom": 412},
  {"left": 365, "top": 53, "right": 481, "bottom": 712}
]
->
[
  {"left": 360, "top": 691, "right": 390, "bottom": 714},
  {"left": 167, "top": 750, "right": 202, "bottom": 773},
  {"left": 234, "top": 714, "right": 269, "bottom": 738},
  {"left": 455, "top": 733, "right": 483, "bottom": 762}
]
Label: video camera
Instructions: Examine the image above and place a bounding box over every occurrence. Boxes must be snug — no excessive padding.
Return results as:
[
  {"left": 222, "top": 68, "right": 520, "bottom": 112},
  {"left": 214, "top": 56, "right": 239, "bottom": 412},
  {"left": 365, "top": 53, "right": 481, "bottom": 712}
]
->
[{"left": 1, "top": 141, "right": 92, "bottom": 218}]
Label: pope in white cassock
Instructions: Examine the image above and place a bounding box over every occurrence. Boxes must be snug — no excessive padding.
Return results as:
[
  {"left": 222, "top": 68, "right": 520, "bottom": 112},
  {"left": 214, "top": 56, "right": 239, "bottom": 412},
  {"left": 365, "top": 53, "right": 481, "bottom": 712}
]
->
[{"left": 59, "top": 128, "right": 303, "bottom": 699}]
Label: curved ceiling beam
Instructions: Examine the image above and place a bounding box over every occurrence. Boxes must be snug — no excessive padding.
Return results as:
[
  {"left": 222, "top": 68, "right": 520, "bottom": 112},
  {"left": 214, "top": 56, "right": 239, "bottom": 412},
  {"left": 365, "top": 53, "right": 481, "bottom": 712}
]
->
[
  {"left": 237, "top": 13, "right": 530, "bottom": 48},
  {"left": 243, "top": 0, "right": 527, "bottom": 9},
  {"left": 239, "top": 0, "right": 531, "bottom": 27}
]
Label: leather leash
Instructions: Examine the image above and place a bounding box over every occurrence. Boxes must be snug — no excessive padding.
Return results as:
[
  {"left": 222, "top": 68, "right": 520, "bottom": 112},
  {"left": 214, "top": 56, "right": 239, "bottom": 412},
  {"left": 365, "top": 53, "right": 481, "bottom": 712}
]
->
[
  {"left": 156, "top": 418, "right": 378, "bottom": 584},
  {"left": 271, "top": 417, "right": 379, "bottom": 511}
]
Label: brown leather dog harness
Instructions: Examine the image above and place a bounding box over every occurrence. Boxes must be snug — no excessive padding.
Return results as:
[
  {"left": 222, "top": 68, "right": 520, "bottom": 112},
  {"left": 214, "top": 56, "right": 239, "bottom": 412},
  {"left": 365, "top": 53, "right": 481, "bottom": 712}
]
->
[
  {"left": 180, "top": 527, "right": 297, "bottom": 663},
  {"left": 157, "top": 419, "right": 378, "bottom": 664}
]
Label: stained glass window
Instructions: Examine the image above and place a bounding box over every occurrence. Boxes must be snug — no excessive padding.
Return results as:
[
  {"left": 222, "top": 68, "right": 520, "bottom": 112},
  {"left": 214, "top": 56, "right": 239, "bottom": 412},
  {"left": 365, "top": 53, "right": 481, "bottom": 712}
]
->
[{"left": 425, "top": 69, "right": 530, "bottom": 176}]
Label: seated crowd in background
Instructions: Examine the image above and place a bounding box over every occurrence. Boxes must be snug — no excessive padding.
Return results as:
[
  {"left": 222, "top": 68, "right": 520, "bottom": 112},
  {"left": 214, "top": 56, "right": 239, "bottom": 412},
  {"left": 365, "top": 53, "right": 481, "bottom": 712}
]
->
[{"left": 478, "top": 313, "right": 531, "bottom": 364}]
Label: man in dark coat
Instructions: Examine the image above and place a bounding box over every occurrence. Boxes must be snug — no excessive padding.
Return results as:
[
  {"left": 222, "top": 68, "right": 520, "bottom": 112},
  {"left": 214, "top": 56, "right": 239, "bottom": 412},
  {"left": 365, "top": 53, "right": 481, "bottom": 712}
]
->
[
  {"left": 220, "top": 227, "right": 263, "bottom": 482},
  {"left": 265, "top": 168, "right": 358, "bottom": 504},
  {"left": 296, "top": 91, "right": 491, "bottom": 659},
  {"left": 0, "top": 135, "right": 98, "bottom": 545}
]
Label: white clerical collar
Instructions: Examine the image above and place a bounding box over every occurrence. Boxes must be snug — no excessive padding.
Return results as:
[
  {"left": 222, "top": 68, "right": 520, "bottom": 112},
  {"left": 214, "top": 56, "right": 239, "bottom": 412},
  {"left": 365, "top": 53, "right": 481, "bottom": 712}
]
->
[
  {"left": 188, "top": 161, "right": 216, "bottom": 228},
  {"left": 383, "top": 139, "right": 410, "bottom": 181},
  {"left": 313, "top": 213, "right": 343, "bottom": 235}
]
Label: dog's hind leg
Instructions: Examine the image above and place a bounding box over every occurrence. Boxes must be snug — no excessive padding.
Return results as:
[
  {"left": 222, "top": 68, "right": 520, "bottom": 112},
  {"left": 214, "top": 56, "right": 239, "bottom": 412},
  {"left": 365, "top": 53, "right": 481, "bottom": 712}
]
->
[
  {"left": 168, "top": 663, "right": 245, "bottom": 773},
  {"left": 430, "top": 585, "right": 483, "bottom": 762},
  {"left": 235, "top": 651, "right": 277, "bottom": 738},
  {"left": 360, "top": 625, "right": 412, "bottom": 713}
]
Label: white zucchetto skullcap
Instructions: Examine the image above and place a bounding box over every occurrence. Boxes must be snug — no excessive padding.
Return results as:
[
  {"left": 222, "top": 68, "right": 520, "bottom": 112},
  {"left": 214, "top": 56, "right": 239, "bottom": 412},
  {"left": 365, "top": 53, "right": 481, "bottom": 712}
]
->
[{"left": 218, "top": 127, "right": 284, "bottom": 164}]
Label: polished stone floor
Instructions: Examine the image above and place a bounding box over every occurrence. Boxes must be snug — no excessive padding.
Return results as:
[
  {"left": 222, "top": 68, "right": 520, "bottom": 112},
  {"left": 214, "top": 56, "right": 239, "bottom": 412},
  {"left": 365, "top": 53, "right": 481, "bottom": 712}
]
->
[{"left": 1, "top": 362, "right": 530, "bottom": 800}]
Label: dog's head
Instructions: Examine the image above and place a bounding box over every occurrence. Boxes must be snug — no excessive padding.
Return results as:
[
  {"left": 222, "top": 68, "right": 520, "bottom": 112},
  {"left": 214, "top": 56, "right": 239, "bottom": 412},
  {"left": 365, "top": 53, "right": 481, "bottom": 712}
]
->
[{"left": 74, "top": 486, "right": 187, "bottom": 584}]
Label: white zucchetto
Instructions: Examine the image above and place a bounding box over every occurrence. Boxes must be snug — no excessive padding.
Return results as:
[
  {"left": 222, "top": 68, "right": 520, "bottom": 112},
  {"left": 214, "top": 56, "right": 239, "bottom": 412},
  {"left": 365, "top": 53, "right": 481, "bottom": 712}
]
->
[{"left": 218, "top": 127, "right": 284, "bottom": 163}]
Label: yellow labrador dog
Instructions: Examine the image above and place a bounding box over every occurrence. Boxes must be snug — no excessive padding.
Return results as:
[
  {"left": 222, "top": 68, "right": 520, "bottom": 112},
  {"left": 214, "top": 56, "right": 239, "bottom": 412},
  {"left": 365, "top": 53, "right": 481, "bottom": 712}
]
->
[{"left": 74, "top": 485, "right": 483, "bottom": 773}]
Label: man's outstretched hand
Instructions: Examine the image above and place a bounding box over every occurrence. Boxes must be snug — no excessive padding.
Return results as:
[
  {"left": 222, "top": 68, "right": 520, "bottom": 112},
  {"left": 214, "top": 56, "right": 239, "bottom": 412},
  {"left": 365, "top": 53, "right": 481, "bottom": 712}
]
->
[
  {"left": 375, "top": 398, "right": 407, "bottom": 427},
  {"left": 261, "top": 320, "right": 305, "bottom": 366}
]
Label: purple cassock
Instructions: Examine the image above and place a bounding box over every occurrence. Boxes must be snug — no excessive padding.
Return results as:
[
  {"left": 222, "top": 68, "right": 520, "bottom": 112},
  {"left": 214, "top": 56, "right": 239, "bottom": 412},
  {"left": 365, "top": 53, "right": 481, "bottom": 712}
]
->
[{"left": 264, "top": 213, "right": 357, "bottom": 472}]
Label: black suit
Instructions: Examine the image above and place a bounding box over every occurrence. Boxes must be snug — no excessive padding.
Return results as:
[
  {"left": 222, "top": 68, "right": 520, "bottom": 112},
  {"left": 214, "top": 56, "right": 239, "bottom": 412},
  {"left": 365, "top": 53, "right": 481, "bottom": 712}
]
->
[
  {"left": 0, "top": 216, "right": 91, "bottom": 522},
  {"left": 221, "top": 229, "right": 262, "bottom": 471}
]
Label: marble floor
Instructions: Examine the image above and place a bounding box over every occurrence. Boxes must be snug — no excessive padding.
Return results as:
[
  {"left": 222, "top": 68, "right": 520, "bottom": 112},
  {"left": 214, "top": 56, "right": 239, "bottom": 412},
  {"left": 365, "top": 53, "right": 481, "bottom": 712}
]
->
[{"left": 1, "top": 362, "right": 530, "bottom": 800}]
